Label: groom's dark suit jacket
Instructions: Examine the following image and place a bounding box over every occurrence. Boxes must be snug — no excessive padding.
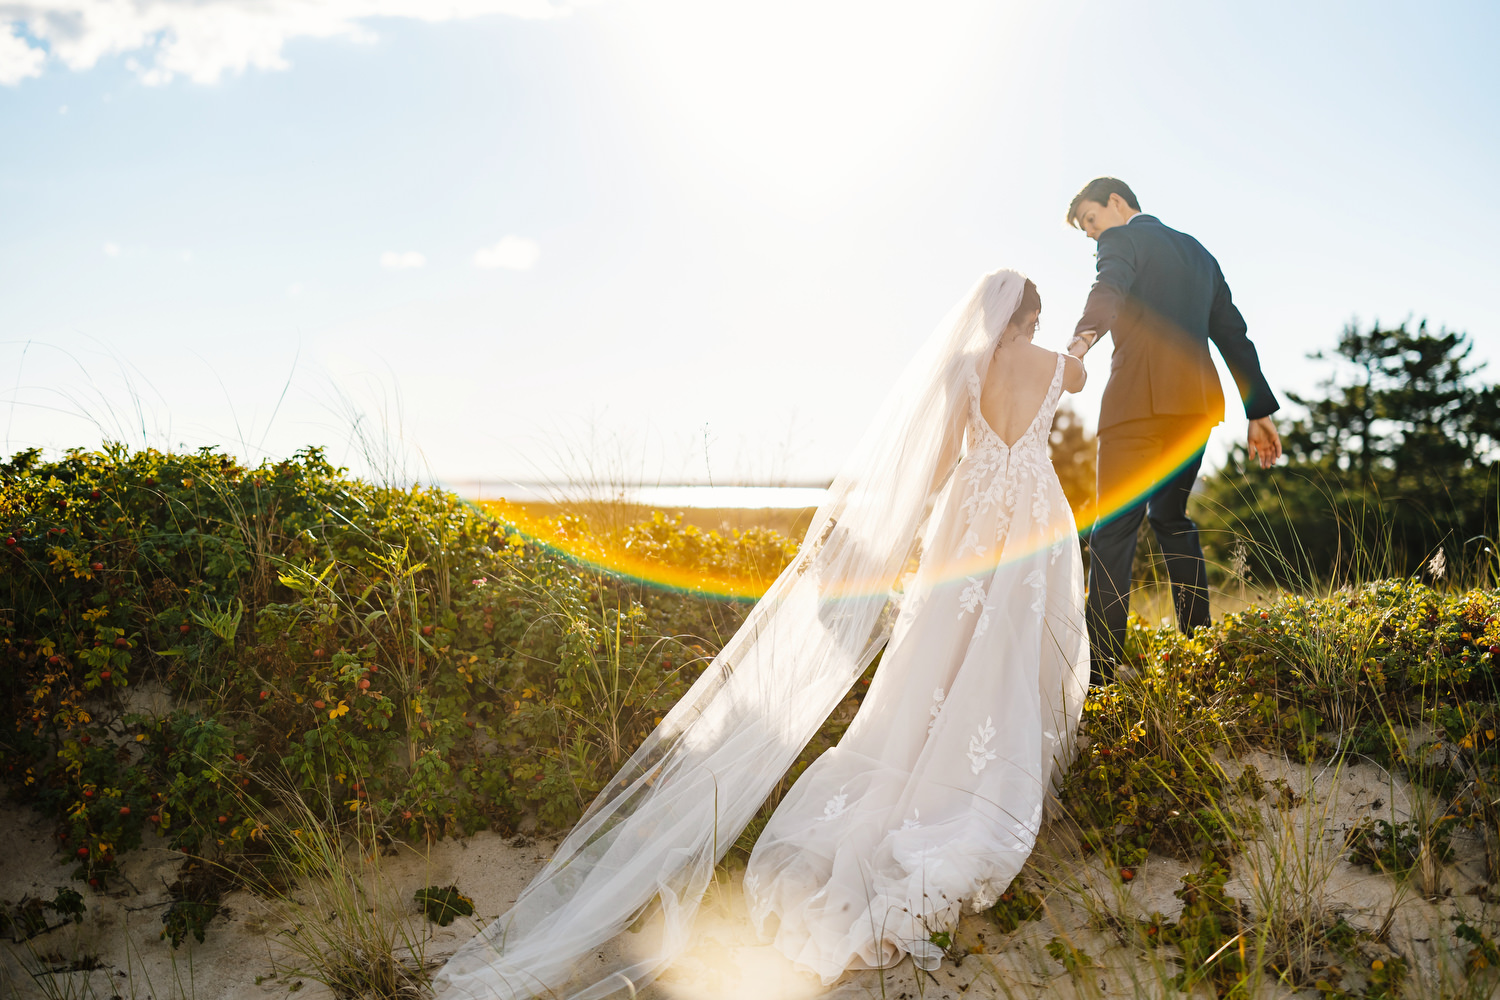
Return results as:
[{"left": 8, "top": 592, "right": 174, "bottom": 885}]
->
[{"left": 1074, "top": 215, "right": 1279, "bottom": 432}]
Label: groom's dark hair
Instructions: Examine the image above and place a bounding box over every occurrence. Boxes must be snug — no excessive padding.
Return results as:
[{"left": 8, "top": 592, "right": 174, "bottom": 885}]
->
[{"left": 1067, "top": 178, "right": 1140, "bottom": 228}]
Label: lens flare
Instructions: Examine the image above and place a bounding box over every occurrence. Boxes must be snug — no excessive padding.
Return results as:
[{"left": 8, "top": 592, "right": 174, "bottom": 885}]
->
[
  {"left": 476, "top": 500, "right": 783, "bottom": 601},
  {"left": 479, "top": 415, "right": 1216, "bottom": 601}
]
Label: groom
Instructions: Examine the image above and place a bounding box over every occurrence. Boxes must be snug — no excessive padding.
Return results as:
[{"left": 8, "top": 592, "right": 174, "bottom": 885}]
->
[{"left": 1064, "top": 178, "right": 1281, "bottom": 685}]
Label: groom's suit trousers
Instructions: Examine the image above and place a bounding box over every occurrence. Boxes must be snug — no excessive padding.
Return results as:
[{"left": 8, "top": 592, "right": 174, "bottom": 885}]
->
[{"left": 1086, "top": 415, "right": 1211, "bottom": 684}]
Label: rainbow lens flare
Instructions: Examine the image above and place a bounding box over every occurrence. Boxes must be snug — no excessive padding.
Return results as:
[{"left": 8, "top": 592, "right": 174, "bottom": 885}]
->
[{"left": 478, "top": 413, "right": 1218, "bottom": 601}]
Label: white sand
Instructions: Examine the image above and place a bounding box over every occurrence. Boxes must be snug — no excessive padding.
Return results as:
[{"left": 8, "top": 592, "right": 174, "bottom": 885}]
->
[{"left": 2, "top": 750, "right": 1493, "bottom": 1000}]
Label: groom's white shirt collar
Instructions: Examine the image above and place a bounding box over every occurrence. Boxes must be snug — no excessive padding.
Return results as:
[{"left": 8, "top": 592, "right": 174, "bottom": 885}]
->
[{"left": 1128, "top": 213, "right": 1152, "bottom": 225}]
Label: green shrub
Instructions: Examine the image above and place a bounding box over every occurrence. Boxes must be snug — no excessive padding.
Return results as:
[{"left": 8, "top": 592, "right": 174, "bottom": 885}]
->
[{"left": 0, "top": 444, "right": 767, "bottom": 916}]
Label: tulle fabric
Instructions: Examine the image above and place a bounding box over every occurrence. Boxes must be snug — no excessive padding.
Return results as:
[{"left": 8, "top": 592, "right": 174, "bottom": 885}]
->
[
  {"left": 743, "top": 355, "right": 1088, "bottom": 982},
  {"left": 432, "top": 269, "right": 1079, "bottom": 1000}
]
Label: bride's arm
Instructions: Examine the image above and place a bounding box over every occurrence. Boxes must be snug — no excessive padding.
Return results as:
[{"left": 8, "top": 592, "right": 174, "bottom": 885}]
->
[{"left": 1060, "top": 353, "right": 1087, "bottom": 394}]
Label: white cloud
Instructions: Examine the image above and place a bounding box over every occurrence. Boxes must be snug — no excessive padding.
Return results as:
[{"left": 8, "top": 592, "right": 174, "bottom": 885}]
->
[
  {"left": 0, "top": 22, "right": 44, "bottom": 84},
  {"left": 102, "top": 242, "right": 119, "bottom": 256},
  {"left": 1, "top": 1, "right": 572, "bottom": 86},
  {"left": 380, "top": 250, "right": 426, "bottom": 270},
  {"left": 473, "top": 235, "right": 540, "bottom": 271}
]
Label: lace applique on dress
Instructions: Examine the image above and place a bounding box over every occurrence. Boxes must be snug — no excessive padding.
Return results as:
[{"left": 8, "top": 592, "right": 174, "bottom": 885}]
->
[
  {"left": 958, "top": 528, "right": 987, "bottom": 558},
  {"left": 1008, "top": 802, "right": 1043, "bottom": 850},
  {"left": 957, "top": 576, "right": 986, "bottom": 616},
  {"left": 820, "top": 793, "right": 850, "bottom": 822},
  {"left": 927, "top": 688, "right": 946, "bottom": 735},
  {"left": 966, "top": 716, "right": 998, "bottom": 774},
  {"left": 958, "top": 355, "right": 1067, "bottom": 568},
  {"left": 1025, "top": 568, "right": 1047, "bottom": 617},
  {"left": 974, "top": 600, "right": 993, "bottom": 637}
]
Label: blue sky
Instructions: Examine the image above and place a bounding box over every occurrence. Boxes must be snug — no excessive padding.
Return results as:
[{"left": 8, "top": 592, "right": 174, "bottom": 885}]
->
[{"left": 1, "top": 1, "right": 1496, "bottom": 489}]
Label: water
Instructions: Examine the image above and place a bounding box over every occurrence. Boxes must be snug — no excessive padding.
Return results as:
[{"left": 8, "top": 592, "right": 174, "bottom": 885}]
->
[{"left": 443, "top": 481, "right": 828, "bottom": 509}]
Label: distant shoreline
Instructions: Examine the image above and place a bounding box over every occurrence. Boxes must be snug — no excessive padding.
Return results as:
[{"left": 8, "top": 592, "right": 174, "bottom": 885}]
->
[{"left": 442, "top": 481, "right": 831, "bottom": 510}]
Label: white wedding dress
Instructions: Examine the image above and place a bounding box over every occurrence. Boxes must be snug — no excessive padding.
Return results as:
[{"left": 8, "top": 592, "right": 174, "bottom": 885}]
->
[
  {"left": 432, "top": 270, "right": 1087, "bottom": 1000},
  {"left": 744, "top": 353, "right": 1089, "bottom": 981}
]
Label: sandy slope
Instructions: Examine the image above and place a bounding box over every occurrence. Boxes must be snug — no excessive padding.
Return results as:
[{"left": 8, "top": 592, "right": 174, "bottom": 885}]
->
[{"left": 2, "top": 750, "right": 1493, "bottom": 1000}]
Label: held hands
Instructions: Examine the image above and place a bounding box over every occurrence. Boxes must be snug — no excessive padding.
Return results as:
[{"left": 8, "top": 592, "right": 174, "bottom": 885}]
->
[
  {"left": 1247, "top": 416, "right": 1282, "bottom": 469},
  {"left": 1067, "top": 330, "right": 1097, "bottom": 359}
]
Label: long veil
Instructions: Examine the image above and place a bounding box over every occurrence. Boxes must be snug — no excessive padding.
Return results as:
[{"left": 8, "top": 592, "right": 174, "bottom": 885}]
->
[{"left": 433, "top": 269, "right": 1029, "bottom": 1000}]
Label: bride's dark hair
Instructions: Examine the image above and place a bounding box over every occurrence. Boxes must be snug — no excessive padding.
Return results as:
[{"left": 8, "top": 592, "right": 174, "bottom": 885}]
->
[{"left": 1017, "top": 278, "right": 1040, "bottom": 319}]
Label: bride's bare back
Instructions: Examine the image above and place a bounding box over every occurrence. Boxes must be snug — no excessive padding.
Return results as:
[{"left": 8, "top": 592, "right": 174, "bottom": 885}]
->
[{"left": 979, "top": 340, "right": 1086, "bottom": 446}]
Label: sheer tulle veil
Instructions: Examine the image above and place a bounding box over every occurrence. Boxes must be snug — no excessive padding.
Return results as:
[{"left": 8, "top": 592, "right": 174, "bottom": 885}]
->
[{"left": 433, "top": 269, "right": 1030, "bottom": 1000}]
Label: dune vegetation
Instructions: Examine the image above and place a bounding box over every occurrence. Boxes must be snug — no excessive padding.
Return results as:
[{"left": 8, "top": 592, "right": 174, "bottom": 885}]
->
[{"left": 3, "top": 431, "right": 1500, "bottom": 999}]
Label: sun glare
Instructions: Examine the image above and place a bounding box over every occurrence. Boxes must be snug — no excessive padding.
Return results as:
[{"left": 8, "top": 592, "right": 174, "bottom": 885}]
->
[{"left": 614, "top": 1, "right": 1002, "bottom": 201}]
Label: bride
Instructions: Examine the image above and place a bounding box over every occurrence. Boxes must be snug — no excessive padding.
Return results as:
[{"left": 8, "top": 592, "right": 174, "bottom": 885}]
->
[{"left": 435, "top": 269, "right": 1091, "bottom": 999}]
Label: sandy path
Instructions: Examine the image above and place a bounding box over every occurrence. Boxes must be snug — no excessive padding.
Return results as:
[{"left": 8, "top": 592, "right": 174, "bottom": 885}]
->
[{"left": 2, "top": 751, "right": 1492, "bottom": 1000}]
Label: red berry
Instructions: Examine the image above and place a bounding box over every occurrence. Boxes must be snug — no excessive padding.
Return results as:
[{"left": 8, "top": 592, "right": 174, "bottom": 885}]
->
[
  {"left": 402, "top": 810, "right": 413, "bottom": 820},
  {"left": 81, "top": 737, "right": 91, "bottom": 746},
  {"left": 234, "top": 753, "right": 246, "bottom": 762},
  {"left": 77, "top": 847, "right": 89, "bottom": 857},
  {"left": 218, "top": 815, "right": 228, "bottom": 824},
  {"left": 421, "top": 625, "right": 434, "bottom": 636},
  {"left": 4, "top": 537, "right": 14, "bottom": 546},
  {"left": 368, "top": 663, "right": 378, "bottom": 672},
  {"left": 1490, "top": 646, "right": 1499, "bottom": 655},
  {"left": 48, "top": 655, "right": 60, "bottom": 665},
  {"left": 148, "top": 815, "right": 159, "bottom": 823},
  {"left": 180, "top": 623, "right": 190, "bottom": 633},
  {"left": 100, "top": 670, "right": 111, "bottom": 680},
  {"left": 119, "top": 806, "right": 130, "bottom": 816},
  {"left": 144, "top": 477, "right": 155, "bottom": 486},
  {"left": 90, "top": 490, "right": 101, "bottom": 499},
  {"left": 90, "top": 562, "right": 103, "bottom": 572},
  {"left": 259, "top": 690, "right": 269, "bottom": 700},
  {"left": 1260, "top": 612, "right": 1270, "bottom": 620},
  {"left": 359, "top": 679, "right": 370, "bottom": 690},
  {"left": 114, "top": 637, "right": 127, "bottom": 648},
  {"left": 314, "top": 648, "right": 325, "bottom": 659},
  {"left": 88, "top": 878, "right": 99, "bottom": 887},
  {"left": 313, "top": 700, "right": 325, "bottom": 710},
  {"left": 1120, "top": 868, "right": 1135, "bottom": 882}
]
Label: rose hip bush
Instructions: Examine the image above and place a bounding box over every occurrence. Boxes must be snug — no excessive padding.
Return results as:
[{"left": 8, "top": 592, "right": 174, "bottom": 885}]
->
[
  {"left": 1063, "top": 579, "right": 1500, "bottom": 872},
  {"left": 0, "top": 444, "right": 758, "bottom": 913}
]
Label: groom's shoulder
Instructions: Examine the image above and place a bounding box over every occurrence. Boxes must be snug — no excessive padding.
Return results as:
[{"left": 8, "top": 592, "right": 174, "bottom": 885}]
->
[{"left": 1134, "top": 217, "right": 1219, "bottom": 260}]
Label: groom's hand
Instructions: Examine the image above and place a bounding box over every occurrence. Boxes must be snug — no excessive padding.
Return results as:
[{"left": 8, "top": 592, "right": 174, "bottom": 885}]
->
[
  {"left": 1068, "top": 331, "right": 1097, "bottom": 358},
  {"left": 1247, "top": 417, "right": 1282, "bottom": 469}
]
